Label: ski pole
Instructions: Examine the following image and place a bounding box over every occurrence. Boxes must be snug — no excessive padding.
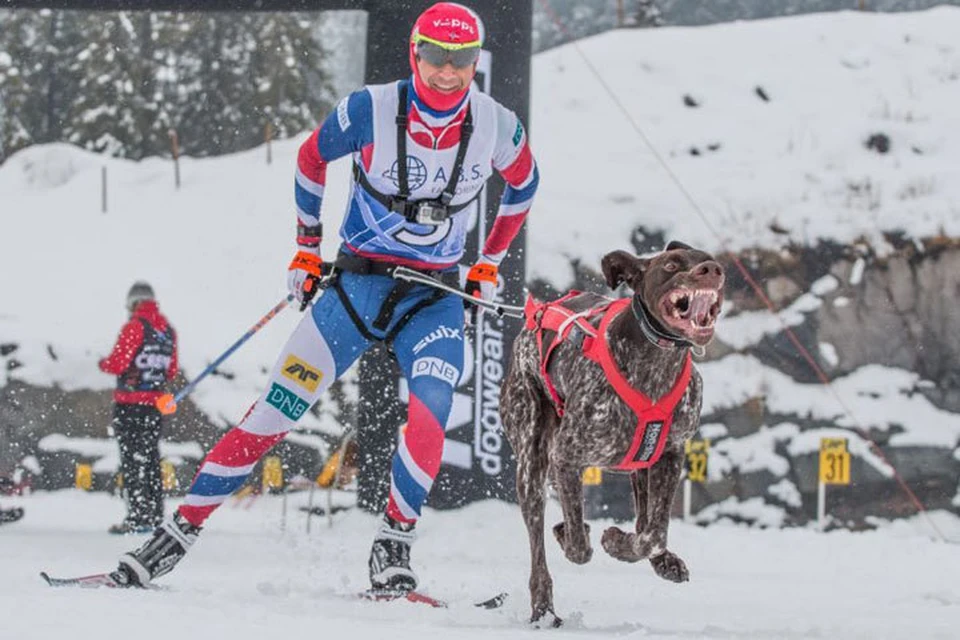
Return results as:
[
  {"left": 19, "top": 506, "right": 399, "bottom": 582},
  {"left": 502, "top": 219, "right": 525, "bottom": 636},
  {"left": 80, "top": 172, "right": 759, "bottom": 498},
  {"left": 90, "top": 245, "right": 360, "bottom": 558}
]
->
[
  {"left": 157, "top": 264, "right": 336, "bottom": 415},
  {"left": 156, "top": 295, "right": 294, "bottom": 415},
  {"left": 391, "top": 266, "right": 525, "bottom": 319}
]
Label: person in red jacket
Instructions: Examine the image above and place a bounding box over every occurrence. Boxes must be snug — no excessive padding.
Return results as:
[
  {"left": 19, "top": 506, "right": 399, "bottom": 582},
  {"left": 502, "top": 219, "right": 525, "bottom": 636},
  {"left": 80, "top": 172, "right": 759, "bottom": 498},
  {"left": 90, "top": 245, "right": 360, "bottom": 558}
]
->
[{"left": 99, "top": 282, "right": 178, "bottom": 534}]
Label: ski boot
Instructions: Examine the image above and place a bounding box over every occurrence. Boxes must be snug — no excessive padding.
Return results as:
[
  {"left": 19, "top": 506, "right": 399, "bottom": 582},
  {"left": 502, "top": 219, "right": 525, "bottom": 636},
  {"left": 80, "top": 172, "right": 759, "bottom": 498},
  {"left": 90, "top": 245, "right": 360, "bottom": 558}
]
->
[
  {"left": 114, "top": 512, "right": 200, "bottom": 587},
  {"left": 368, "top": 516, "right": 418, "bottom": 593}
]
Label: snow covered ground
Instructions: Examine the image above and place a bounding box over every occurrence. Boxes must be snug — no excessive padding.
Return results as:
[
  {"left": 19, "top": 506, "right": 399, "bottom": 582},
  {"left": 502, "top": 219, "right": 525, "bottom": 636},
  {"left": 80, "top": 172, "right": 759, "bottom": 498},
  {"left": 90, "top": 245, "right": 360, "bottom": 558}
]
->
[
  {"left": 3, "top": 9, "right": 960, "bottom": 637},
  {"left": 1, "top": 490, "right": 959, "bottom": 639}
]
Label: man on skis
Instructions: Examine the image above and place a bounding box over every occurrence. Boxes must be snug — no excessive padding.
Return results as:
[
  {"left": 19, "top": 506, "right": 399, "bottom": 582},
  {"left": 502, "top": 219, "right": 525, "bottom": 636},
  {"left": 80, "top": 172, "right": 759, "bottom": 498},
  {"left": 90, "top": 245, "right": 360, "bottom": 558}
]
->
[{"left": 112, "top": 2, "right": 538, "bottom": 592}]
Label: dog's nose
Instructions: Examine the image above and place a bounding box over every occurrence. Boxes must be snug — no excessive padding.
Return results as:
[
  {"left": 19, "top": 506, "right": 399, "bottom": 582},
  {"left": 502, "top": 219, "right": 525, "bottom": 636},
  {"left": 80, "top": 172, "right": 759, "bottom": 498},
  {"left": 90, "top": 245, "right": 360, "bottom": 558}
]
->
[{"left": 694, "top": 261, "right": 724, "bottom": 279}]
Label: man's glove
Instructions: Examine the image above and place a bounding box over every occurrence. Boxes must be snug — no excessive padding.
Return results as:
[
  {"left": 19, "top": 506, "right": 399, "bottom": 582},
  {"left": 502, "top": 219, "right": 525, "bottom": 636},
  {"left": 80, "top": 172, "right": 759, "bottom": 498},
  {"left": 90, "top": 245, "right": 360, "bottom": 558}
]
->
[
  {"left": 288, "top": 223, "right": 323, "bottom": 311},
  {"left": 287, "top": 250, "right": 323, "bottom": 311},
  {"left": 465, "top": 261, "right": 499, "bottom": 306}
]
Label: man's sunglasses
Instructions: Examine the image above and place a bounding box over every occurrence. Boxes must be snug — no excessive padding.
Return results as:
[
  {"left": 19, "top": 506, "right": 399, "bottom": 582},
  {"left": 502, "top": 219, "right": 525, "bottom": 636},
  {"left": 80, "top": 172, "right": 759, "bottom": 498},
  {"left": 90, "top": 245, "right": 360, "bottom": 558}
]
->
[{"left": 415, "top": 39, "right": 480, "bottom": 69}]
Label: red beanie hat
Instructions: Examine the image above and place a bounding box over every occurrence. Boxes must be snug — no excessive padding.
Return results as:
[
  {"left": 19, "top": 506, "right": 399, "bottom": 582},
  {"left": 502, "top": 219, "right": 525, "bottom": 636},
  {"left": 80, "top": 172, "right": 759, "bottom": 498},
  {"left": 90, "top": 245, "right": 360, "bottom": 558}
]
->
[{"left": 409, "top": 3, "right": 484, "bottom": 112}]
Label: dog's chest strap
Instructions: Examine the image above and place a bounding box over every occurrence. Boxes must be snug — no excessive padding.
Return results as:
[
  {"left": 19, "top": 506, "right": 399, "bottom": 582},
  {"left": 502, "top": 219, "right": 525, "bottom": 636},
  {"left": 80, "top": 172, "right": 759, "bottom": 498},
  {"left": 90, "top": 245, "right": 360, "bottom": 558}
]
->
[
  {"left": 582, "top": 299, "right": 693, "bottom": 470},
  {"left": 524, "top": 292, "right": 612, "bottom": 417},
  {"left": 524, "top": 296, "right": 692, "bottom": 468}
]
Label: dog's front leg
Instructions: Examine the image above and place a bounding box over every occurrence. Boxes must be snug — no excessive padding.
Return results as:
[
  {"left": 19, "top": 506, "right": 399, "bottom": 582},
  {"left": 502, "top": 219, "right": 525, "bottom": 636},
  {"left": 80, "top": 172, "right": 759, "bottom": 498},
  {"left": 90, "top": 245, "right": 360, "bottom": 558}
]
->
[
  {"left": 551, "top": 463, "right": 593, "bottom": 565},
  {"left": 643, "top": 448, "right": 690, "bottom": 583},
  {"left": 599, "top": 469, "right": 650, "bottom": 563},
  {"left": 601, "top": 449, "right": 687, "bottom": 580},
  {"left": 631, "top": 469, "right": 649, "bottom": 534}
]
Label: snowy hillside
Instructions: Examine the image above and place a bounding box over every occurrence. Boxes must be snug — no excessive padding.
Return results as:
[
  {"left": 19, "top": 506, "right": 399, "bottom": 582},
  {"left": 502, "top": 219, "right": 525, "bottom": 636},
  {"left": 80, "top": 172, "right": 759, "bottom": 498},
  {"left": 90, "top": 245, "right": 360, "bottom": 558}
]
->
[
  {"left": 2, "top": 9, "right": 960, "bottom": 513},
  {"left": 529, "top": 7, "right": 960, "bottom": 281}
]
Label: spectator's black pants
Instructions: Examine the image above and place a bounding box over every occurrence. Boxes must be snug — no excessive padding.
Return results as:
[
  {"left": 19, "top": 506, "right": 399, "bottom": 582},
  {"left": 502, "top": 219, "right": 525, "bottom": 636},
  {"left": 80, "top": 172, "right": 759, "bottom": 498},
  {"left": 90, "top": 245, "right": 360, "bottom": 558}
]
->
[{"left": 113, "top": 404, "right": 164, "bottom": 527}]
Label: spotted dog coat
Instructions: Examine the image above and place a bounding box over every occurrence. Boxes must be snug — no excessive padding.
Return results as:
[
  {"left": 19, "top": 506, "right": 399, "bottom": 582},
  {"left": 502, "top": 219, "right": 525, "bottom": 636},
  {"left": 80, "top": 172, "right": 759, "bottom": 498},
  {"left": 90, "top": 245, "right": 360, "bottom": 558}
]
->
[{"left": 501, "top": 243, "right": 724, "bottom": 625}]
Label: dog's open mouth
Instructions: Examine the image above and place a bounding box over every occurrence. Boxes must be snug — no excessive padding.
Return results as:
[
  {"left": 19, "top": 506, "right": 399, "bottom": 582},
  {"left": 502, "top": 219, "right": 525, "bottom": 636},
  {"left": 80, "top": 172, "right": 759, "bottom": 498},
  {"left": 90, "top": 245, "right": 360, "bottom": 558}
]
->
[{"left": 658, "top": 287, "right": 722, "bottom": 343}]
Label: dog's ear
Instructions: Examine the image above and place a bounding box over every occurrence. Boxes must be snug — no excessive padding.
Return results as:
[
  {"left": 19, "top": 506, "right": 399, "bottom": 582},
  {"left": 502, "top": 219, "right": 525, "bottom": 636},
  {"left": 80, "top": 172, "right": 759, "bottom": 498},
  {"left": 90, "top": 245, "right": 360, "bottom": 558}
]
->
[
  {"left": 601, "top": 250, "right": 648, "bottom": 291},
  {"left": 665, "top": 240, "right": 694, "bottom": 252}
]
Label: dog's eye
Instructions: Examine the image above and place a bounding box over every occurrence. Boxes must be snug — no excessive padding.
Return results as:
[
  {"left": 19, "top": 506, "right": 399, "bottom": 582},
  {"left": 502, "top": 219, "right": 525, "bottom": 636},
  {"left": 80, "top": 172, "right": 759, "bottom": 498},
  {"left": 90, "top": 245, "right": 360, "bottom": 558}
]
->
[{"left": 664, "top": 261, "right": 679, "bottom": 272}]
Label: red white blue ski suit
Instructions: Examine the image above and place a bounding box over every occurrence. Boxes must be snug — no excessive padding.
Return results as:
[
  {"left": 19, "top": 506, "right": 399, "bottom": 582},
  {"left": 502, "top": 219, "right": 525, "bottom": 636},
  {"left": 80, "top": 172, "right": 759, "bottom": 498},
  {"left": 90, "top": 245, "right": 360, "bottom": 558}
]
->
[{"left": 178, "top": 77, "right": 537, "bottom": 527}]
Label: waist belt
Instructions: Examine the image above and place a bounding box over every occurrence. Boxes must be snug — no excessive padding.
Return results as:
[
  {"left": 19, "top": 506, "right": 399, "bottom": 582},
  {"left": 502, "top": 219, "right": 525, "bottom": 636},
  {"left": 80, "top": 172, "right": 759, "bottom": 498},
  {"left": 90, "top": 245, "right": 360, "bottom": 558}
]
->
[
  {"left": 334, "top": 253, "right": 459, "bottom": 286},
  {"left": 332, "top": 253, "right": 460, "bottom": 348}
]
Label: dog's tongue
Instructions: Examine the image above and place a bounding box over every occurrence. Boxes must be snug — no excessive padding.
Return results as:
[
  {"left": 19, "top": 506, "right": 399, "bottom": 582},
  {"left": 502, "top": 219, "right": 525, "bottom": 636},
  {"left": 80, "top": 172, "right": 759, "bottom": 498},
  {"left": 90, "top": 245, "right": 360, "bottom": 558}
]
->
[{"left": 690, "top": 294, "right": 714, "bottom": 327}]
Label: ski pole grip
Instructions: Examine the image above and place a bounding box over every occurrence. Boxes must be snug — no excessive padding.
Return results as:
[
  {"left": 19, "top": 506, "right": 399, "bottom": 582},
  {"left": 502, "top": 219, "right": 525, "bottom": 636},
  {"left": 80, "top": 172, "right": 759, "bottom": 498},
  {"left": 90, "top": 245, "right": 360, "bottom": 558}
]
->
[{"left": 156, "top": 393, "right": 178, "bottom": 416}]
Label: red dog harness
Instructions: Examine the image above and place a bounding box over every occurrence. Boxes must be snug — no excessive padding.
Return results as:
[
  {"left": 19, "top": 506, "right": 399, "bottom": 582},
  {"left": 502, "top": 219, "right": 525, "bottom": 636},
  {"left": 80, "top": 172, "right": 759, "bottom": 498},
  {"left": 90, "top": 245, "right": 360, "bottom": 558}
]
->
[{"left": 524, "top": 293, "right": 692, "bottom": 470}]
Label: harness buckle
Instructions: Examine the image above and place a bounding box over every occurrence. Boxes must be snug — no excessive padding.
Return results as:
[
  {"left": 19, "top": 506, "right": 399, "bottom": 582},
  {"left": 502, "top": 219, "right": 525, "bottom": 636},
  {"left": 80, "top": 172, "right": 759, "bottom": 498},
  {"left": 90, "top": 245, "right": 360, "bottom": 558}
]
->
[{"left": 389, "top": 196, "right": 410, "bottom": 215}]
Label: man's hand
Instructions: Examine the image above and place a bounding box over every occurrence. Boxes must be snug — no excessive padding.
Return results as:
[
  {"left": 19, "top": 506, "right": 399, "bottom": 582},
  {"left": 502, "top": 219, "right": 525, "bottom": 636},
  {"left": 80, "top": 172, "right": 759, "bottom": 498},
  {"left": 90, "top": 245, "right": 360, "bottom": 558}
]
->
[
  {"left": 287, "top": 249, "right": 323, "bottom": 311},
  {"left": 465, "top": 261, "right": 498, "bottom": 305}
]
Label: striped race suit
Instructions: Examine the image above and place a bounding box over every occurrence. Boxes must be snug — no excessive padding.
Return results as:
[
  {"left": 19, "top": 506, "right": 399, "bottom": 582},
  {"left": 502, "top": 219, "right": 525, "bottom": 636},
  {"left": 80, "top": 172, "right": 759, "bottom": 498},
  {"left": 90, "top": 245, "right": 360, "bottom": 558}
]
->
[{"left": 178, "top": 77, "right": 538, "bottom": 527}]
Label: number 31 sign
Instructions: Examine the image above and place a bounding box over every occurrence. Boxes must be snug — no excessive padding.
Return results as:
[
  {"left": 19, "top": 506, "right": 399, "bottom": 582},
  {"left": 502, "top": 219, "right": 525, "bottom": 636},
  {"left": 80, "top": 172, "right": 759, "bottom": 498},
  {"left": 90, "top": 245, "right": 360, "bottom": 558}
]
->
[{"left": 819, "top": 438, "right": 851, "bottom": 485}]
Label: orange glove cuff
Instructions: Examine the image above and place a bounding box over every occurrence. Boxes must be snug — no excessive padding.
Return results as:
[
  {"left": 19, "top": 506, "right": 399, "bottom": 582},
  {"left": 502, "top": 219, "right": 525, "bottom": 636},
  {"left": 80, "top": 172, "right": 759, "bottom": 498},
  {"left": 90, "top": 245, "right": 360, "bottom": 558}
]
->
[
  {"left": 467, "top": 262, "right": 498, "bottom": 284},
  {"left": 289, "top": 250, "right": 323, "bottom": 276}
]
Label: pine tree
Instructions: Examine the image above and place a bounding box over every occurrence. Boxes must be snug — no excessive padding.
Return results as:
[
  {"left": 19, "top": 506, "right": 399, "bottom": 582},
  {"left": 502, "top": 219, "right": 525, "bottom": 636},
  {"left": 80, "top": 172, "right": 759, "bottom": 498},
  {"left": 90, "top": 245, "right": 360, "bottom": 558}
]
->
[
  {"left": 1, "top": 9, "right": 334, "bottom": 161},
  {"left": 251, "top": 14, "right": 334, "bottom": 143},
  {"left": 0, "top": 10, "right": 85, "bottom": 156},
  {"left": 170, "top": 12, "right": 332, "bottom": 157},
  {"left": 0, "top": 17, "right": 32, "bottom": 162},
  {"left": 635, "top": 0, "right": 665, "bottom": 27},
  {"left": 65, "top": 12, "right": 175, "bottom": 158}
]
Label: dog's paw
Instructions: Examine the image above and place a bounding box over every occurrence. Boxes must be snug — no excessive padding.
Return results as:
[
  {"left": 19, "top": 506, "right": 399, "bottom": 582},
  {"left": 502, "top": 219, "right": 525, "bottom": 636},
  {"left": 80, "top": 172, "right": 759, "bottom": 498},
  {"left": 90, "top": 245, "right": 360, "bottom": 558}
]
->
[
  {"left": 553, "top": 522, "right": 592, "bottom": 564},
  {"left": 650, "top": 550, "right": 689, "bottom": 583},
  {"left": 601, "top": 526, "right": 642, "bottom": 563},
  {"left": 530, "top": 609, "right": 563, "bottom": 629},
  {"left": 552, "top": 521, "right": 591, "bottom": 547}
]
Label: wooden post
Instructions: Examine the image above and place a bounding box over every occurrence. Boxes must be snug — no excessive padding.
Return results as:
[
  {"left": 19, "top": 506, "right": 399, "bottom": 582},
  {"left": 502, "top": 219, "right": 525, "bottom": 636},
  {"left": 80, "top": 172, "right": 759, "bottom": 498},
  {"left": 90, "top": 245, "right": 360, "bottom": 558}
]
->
[
  {"left": 168, "top": 128, "right": 180, "bottom": 189},
  {"left": 817, "top": 480, "right": 826, "bottom": 529},
  {"left": 265, "top": 121, "right": 273, "bottom": 165},
  {"left": 858, "top": 0, "right": 866, "bottom": 9},
  {"left": 101, "top": 166, "right": 107, "bottom": 213},
  {"left": 616, "top": 0, "right": 625, "bottom": 27}
]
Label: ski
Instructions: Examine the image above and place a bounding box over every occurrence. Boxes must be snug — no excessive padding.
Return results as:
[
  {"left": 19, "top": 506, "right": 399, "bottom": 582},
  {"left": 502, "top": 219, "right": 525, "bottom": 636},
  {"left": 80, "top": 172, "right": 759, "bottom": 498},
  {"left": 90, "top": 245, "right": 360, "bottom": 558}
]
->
[
  {"left": 39, "top": 570, "right": 164, "bottom": 590},
  {"left": 475, "top": 591, "right": 509, "bottom": 609},
  {"left": 359, "top": 588, "right": 448, "bottom": 608},
  {"left": 357, "top": 588, "right": 508, "bottom": 610},
  {"left": 41, "top": 571, "right": 127, "bottom": 589}
]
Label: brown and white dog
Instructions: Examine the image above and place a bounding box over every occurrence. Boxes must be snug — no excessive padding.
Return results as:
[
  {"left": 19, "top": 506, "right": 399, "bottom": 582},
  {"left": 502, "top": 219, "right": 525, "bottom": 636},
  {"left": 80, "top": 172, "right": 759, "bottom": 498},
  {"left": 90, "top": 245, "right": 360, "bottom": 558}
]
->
[{"left": 501, "top": 242, "right": 724, "bottom": 626}]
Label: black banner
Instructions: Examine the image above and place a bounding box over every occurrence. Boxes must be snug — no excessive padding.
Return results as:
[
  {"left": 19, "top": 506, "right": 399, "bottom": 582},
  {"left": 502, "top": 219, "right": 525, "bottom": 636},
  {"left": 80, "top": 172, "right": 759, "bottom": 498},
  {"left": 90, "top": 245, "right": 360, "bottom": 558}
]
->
[{"left": 0, "top": 1, "right": 363, "bottom": 10}]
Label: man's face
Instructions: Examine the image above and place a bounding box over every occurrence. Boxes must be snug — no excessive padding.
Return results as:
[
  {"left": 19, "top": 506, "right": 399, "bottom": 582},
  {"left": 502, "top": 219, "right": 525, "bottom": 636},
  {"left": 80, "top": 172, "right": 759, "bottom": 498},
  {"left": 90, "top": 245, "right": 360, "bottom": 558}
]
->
[{"left": 416, "top": 55, "right": 475, "bottom": 95}]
